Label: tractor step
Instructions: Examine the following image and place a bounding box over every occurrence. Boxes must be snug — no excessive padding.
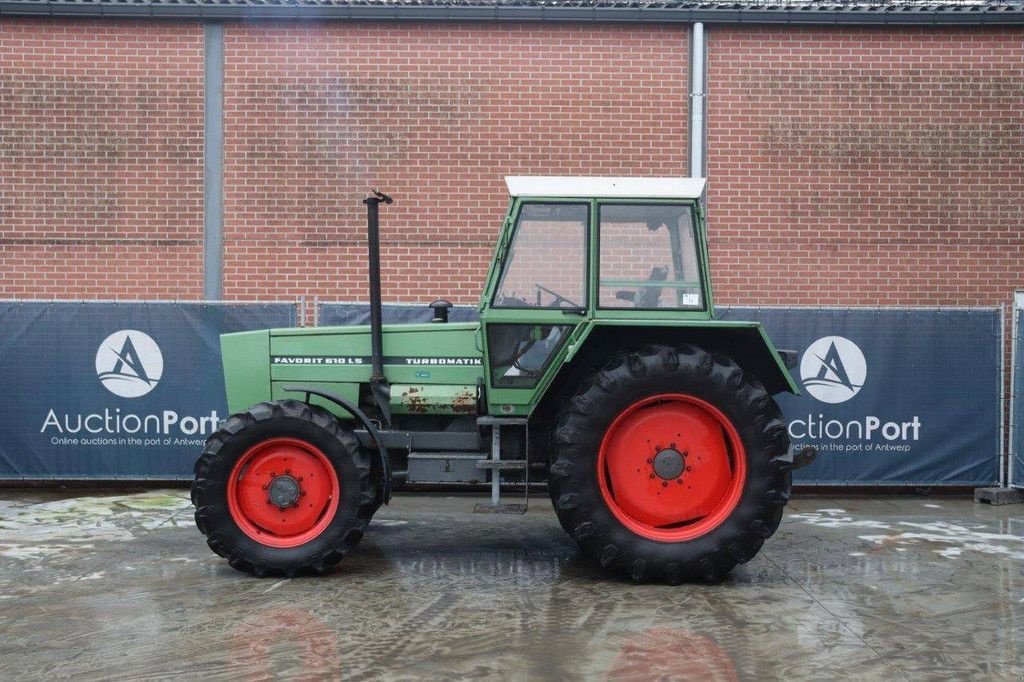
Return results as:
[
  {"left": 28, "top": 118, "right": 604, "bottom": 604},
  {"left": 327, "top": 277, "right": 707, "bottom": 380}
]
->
[
  {"left": 473, "top": 502, "right": 528, "bottom": 515},
  {"left": 473, "top": 416, "right": 530, "bottom": 513},
  {"left": 476, "top": 459, "right": 527, "bottom": 470},
  {"left": 476, "top": 416, "right": 528, "bottom": 426},
  {"left": 408, "top": 452, "right": 485, "bottom": 461}
]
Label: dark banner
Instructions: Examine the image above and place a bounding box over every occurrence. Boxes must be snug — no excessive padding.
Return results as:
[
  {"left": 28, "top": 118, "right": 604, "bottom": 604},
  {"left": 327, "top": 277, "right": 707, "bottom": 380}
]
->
[
  {"left": 1012, "top": 307, "right": 1024, "bottom": 489},
  {"left": 12, "top": 302, "right": 988, "bottom": 483},
  {"left": 321, "top": 304, "right": 1001, "bottom": 485},
  {"left": 0, "top": 301, "right": 297, "bottom": 480},
  {"left": 720, "top": 307, "right": 1001, "bottom": 486}
]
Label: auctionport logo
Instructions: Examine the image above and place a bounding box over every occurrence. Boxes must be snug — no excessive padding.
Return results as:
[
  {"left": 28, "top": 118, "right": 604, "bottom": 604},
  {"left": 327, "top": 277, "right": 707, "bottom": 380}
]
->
[
  {"left": 95, "top": 330, "right": 164, "bottom": 398},
  {"left": 43, "top": 328, "right": 219, "bottom": 444},
  {"left": 799, "top": 336, "right": 866, "bottom": 404}
]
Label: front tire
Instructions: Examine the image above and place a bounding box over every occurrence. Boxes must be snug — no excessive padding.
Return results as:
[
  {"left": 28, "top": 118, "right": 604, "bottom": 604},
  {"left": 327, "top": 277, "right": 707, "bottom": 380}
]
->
[
  {"left": 547, "top": 344, "right": 792, "bottom": 584},
  {"left": 192, "top": 399, "right": 378, "bottom": 577}
]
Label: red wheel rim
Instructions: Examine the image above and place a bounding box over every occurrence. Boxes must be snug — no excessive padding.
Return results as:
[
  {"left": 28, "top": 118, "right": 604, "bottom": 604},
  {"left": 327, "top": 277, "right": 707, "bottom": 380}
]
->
[
  {"left": 597, "top": 393, "right": 747, "bottom": 542},
  {"left": 227, "top": 437, "right": 340, "bottom": 548}
]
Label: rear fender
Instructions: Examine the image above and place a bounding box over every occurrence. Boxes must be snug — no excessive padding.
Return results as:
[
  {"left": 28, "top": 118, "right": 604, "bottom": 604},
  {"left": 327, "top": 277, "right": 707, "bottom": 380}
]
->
[{"left": 560, "top": 320, "right": 800, "bottom": 397}]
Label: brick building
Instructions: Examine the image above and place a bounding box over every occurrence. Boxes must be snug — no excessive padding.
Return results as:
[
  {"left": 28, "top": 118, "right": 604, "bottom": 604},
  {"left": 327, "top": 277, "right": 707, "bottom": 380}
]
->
[{"left": 1, "top": 1, "right": 1022, "bottom": 310}]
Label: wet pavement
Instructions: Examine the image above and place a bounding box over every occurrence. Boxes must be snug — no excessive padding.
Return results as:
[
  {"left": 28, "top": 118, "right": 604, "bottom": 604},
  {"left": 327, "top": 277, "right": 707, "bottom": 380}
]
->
[{"left": 0, "top": 489, "right": 1021, "bottom": 680}]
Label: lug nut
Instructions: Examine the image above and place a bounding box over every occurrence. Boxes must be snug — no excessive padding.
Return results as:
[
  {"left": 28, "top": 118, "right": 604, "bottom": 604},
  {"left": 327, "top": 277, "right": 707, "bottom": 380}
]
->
[
  {"left": 677, "top": 478, "right": 683, "bottom": 484},
  {"left": 686, "top": 466, "right": 692, "bottom": 472},
  {"left": 646, "top": 458, "right": 652, "bottom": 464},
  {"left": 649, "top": 474, "right": 655, "bottom": 479},
  {"left": 662, "top": 481, "right": 668, "bottom": 488}
]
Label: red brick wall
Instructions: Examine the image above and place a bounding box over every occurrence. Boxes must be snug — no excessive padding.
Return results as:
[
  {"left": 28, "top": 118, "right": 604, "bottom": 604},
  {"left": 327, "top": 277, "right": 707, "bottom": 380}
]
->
[
  {"left": 0, "top": 19, "right": 205, "bottom": 300},
  {"left": 221, "top": 23, "right": 689, "bottom": 306},
  {"left": 707, "top": 26, "right": 1024, "bottom": 308},
  {"left": 3, "top": 20, "right": 1021, "bottom": 312}
]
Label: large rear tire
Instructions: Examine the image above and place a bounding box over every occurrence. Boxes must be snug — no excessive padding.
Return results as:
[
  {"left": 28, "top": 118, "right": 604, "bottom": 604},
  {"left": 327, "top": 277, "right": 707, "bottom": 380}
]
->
[
  {"left": 192, "top": 399, "right": 378, "bottom": 577},
  {"left": 547, "top": 344, "right": 792, "bottom": 584}
]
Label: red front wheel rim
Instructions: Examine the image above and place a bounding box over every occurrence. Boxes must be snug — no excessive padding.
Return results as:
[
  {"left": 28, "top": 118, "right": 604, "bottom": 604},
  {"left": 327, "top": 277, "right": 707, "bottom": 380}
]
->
[
  {"left": 597, "top": 393, "right": 747, "bottom": 542},
  {"left": 227, "top": 437, "right": 340, "bottom": 548}
]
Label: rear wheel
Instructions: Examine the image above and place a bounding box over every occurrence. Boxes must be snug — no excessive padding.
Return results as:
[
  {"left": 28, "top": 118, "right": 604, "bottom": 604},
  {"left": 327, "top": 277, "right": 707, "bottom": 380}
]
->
[
  {"left": 547, "top": 344, "right": 792, "bottom": 583},
  {"left": 192, "top": 399, "right": 378, "bottom": 577}
]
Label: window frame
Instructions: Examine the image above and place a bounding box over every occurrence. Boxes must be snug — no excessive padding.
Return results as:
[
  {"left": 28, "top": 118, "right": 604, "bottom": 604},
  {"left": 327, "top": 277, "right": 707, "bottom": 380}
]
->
[
  {"left": 595, "top": 201, "right": 707, "bottom": 313},
  {"left": 491, "top": 200, "right": 591, "bottom": 311}
]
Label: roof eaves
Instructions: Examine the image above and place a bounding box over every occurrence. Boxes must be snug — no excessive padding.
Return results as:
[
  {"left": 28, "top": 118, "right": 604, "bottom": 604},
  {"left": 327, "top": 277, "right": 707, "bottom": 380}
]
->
[{"left": 2, "top": 0, "right": 1023, "bottom": 24}]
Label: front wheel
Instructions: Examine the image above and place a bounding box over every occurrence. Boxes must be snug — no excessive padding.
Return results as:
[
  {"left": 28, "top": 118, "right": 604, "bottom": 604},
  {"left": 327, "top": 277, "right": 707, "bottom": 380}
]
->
[
  {"left": 192, "top": 399, "right": 378, "bottom": 577},
  {"left": 547, "top": 344, "right": 792, "bottom": 584}
]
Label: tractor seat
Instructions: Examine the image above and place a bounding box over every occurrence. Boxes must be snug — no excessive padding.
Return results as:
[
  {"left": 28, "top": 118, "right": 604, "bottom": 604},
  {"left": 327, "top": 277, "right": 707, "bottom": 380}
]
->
[{"left": 637, "top": 266, "right": 669, "bottom": 307}]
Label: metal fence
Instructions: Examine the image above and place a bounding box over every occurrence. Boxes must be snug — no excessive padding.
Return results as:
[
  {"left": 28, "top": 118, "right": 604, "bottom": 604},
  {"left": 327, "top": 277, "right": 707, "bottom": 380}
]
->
[{"left": 1010, "top": 294, "right": 1024, "bottom": 489}]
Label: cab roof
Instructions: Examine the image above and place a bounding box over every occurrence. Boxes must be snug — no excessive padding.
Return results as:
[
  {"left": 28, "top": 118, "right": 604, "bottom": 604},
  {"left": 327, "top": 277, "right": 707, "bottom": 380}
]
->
[{"left": 505, "top": 176, "right": 706, "bottom": 200}]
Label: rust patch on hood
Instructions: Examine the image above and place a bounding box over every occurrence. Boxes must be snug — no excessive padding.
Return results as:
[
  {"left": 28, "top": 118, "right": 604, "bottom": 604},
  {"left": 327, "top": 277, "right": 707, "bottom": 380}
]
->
[
  {"left": 452, "top": 387, "right": 478, "bottom": 415},
  {"left": 401, "top": 386, "right": 429, "bottom": 414}
]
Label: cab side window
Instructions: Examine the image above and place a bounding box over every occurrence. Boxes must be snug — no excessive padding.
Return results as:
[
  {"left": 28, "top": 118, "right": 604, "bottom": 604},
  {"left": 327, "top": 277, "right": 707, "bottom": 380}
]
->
[{"left": 598, "top": 204, "right": 702, "bottom": 310}]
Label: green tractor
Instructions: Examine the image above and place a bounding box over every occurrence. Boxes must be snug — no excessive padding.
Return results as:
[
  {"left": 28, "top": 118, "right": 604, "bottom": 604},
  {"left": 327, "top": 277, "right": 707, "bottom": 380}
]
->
[{"left": 192, "top": 177, "right": 815, "bottom": 583}]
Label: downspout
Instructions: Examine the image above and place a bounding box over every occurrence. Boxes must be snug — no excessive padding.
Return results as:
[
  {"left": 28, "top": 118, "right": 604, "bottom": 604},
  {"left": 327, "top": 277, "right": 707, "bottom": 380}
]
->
[
  {"left": 203, "top": 23, "right": 224, "bottom": 301},
  {"left": 689, "top": 21, "right": 706, "bottom": 180},
  {"left": 689, "top": 22, "right": 711, "bottom": 313}
]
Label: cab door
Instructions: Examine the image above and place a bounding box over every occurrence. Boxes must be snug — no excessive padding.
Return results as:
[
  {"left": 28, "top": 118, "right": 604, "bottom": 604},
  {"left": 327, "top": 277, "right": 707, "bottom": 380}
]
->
[{"left": 479, "top": 200, "right": 593, "bottom": 416}]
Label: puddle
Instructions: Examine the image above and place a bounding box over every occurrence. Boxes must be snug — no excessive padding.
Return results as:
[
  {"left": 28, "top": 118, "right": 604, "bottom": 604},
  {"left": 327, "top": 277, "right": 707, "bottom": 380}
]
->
[
  {"left": 789, "top": 509, "right": 1024, "bottom": 561},
  {"left": 0, "top": 491, "right": 189, "bottom": 562}
]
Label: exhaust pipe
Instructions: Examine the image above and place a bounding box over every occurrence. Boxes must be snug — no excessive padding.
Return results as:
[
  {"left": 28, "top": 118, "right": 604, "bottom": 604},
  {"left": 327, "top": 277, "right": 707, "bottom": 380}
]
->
[{"left": 363, "top": 189, "right": 393, "bottom": 427}]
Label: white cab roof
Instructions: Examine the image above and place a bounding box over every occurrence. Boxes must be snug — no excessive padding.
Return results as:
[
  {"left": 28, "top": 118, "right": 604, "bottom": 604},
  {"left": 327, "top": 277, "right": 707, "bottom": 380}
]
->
[{"left": 505, "top": 176, "right": 706, "bottom": 199}]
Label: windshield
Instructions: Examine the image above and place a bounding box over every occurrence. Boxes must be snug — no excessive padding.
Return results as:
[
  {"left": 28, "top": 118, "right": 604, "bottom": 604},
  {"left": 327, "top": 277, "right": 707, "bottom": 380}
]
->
[{"left": 493, "top": 203, "right": 588, "bottom": 309}]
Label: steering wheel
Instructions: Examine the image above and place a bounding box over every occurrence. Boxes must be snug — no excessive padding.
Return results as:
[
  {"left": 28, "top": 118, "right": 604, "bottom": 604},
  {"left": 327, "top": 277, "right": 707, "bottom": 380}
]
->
[
  {"left": 535, "top": 283, "right": 581, "bottom": 309},
  {"left": 509, "top": 339, "right": 540, "bottom": 376}
]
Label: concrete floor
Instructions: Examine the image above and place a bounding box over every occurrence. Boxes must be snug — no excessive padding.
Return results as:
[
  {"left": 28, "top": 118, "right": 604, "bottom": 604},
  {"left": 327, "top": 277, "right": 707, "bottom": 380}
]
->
[{"left": 0, "top": 490, "right": 1021, "bottom": 681}]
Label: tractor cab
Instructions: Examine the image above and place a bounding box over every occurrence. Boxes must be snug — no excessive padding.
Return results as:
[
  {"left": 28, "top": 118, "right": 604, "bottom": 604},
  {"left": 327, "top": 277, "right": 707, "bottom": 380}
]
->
[
  {"left": 488, "top": 176, "right": 710, "bottom": 314},
  {"left": 480, "top": 177, "right": 729, "bottom": 417}
]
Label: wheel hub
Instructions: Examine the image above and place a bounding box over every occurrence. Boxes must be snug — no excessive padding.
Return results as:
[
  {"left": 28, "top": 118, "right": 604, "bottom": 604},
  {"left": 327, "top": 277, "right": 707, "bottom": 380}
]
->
[
  {"left": 268, "top": 474, "right": 301, "bottom": 509},
  {"left": 652, "top": 448, "right": 685, "bottom": 480}
]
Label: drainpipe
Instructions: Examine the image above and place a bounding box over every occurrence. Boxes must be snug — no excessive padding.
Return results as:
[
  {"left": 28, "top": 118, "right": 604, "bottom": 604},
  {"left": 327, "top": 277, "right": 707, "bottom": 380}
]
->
[{"left": 689, "top": 21, "right": 706, "bottom": 180}]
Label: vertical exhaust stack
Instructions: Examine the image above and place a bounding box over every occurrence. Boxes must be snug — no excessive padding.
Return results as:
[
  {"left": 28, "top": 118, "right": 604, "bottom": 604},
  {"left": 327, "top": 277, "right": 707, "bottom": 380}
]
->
[{"left": 363, "top": 189, "right": 393, "bottom": 427}]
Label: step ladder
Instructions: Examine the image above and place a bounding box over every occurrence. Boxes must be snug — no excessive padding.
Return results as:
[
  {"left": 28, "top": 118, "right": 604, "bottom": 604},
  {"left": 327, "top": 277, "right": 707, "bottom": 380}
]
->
[{"left": 474, "top": 415, "right": 529, "bottom": 515}]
